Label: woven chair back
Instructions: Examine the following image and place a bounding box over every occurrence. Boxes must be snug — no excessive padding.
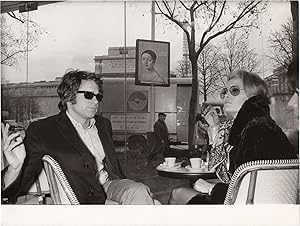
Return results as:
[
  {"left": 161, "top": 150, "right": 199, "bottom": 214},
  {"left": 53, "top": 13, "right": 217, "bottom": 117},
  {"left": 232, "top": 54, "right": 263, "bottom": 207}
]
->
[
  {"left": 224, "top": 159, "right": 299, "bottom": 204},
  {"left": 42, "top": 155, "right": 80, "bottom": 205}
]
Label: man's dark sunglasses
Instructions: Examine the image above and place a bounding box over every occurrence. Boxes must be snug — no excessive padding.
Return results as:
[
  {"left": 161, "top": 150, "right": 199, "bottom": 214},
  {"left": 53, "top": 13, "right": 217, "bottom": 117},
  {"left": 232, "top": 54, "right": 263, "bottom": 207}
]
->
[
  {"left": 77, "top": 91, "right": 103, "bottom": 102},
  {"left": 220, "top": 86, "right": 243, "bottom": 99}
]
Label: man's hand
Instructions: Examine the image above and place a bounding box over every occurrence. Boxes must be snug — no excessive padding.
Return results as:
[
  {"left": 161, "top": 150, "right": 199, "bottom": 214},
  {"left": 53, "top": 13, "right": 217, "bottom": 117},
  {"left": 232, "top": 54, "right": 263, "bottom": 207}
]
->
[
  {"left": 1, "top": 123, "right": 26, "bottom": 170},
  {"left": 98, "top": 169, "right": 109, "bottom": 185}
]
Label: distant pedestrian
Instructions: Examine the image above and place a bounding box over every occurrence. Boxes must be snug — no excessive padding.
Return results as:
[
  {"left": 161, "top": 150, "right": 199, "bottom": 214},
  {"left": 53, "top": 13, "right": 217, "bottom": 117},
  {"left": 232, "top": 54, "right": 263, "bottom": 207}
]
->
[{"left": 147, "top": 113, "right": 169, "bottom": 163}]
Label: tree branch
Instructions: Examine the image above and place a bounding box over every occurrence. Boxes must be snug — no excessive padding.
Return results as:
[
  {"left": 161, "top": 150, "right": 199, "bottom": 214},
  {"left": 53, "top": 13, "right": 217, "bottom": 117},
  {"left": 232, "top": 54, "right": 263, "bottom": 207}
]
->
[{"left": 7, "top": 12, "right": 25, "bottom": 23}]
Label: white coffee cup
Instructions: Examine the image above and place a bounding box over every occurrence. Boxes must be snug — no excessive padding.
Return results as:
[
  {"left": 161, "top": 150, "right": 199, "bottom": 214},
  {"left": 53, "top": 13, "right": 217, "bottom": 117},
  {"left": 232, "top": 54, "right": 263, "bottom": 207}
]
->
[
  {"left": 190, "top": 158, "right": 202, "bottom": 169},
  {"left": 164, "top": 157, "right": 176, "bottom": 167}
]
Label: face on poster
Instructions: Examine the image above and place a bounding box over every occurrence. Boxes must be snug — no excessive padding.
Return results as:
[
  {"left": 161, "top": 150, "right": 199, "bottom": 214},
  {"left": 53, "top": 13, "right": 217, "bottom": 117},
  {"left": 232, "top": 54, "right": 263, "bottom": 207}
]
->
[{"left": 135, "top": 39, "right": 170, "bottom": 87}]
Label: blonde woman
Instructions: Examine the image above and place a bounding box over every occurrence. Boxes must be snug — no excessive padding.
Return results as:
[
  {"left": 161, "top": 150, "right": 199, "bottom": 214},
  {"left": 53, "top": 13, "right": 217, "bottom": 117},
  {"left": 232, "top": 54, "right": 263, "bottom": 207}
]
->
[{"left": 169, "top": 70, "right": 297, "bottom": 204}]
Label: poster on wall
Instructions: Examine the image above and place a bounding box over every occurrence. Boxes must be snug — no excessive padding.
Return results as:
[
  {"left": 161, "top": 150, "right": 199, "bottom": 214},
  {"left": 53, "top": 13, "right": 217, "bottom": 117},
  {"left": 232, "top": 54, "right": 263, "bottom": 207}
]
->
[
  {"left": 127, "top": 90, "right": 148, "bottom": 113},
  {"left": 135, "top": 39, "right": 170, "bottom": 87}
]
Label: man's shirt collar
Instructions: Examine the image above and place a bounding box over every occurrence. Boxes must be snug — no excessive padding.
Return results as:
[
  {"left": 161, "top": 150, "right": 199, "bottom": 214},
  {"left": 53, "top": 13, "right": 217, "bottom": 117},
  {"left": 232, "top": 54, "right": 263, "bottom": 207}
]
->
[{"left": 66, "top": 110, "right": 95, "bottom": 129}]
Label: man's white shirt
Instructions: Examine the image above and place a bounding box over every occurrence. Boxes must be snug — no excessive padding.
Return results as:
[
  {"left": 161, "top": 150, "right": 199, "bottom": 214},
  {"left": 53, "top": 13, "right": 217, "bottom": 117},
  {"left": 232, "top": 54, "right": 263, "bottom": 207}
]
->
[{"left": 66, "top": 111, "right": 109, "bottom": 185}]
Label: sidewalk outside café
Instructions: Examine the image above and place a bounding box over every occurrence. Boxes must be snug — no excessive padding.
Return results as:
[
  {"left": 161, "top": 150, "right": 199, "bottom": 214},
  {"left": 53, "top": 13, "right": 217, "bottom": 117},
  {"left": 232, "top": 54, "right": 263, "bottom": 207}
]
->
[{"left": 117, "top": 149, "right": 189, "bottom": 204}]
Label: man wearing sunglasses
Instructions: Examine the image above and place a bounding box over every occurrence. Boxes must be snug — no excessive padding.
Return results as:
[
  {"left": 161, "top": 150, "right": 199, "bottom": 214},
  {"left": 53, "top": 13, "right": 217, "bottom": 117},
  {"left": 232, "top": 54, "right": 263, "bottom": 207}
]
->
[{"left": 2, "top": 69, "right": 157, "bottom": 204}]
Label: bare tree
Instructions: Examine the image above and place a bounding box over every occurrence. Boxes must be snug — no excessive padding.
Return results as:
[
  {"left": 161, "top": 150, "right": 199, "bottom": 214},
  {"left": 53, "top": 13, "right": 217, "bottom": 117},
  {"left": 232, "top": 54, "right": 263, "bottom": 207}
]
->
[
  {"left": 175, "top": 59, "right": 191, "bottom": 77},
  {"left": 155, "top": 1, "right": 266, "bottom": 146},
  {"left": 268, "top": 18, "right": 293, "bottom": 70},
  {"left": 1, "top": 12, "right": 45, "bottom": 66},
  {"left": 290, "top": 1, "right": 298, "bottom": 62},
  {"left": 176, "top": 44, "right": 226, "bottom": 101},
  {"left": 2, "top": 84, "right": 40, "bottom": 122},
  {"left": 197, "top": 44, "right": 225, "bottom": 101},
  {"left": 219, "top": 30, "right": 261, "bottom": 75},
  {"left": 176, "top": 32, "right": 261, "bottom": 102}
]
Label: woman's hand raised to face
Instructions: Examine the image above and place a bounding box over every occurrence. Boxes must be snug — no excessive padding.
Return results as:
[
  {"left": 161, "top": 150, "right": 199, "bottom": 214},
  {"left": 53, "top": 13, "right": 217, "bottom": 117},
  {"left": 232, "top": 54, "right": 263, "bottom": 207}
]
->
[
  {"left": 210, "top": 111, "right": 220, "bottom": 127},
  {"left": 1, "top": 123, "right": 26, "bottom": 170},
  {"left": 207, "top": 110, "right": 220, "bottom": 144}
]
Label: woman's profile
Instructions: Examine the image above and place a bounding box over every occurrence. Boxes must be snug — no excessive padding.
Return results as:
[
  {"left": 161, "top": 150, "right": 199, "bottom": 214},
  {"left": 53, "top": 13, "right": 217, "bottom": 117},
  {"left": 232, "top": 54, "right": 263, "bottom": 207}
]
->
[{"left": 140, "top": 49, "right": 166, "bottom": 84}]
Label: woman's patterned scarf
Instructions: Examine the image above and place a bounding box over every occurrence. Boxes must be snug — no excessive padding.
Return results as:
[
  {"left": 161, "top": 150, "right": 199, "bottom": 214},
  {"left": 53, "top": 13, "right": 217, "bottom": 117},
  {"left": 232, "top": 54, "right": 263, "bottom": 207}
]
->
[{"left": 208, "top": 119, "right": 234, "bottom": 183}]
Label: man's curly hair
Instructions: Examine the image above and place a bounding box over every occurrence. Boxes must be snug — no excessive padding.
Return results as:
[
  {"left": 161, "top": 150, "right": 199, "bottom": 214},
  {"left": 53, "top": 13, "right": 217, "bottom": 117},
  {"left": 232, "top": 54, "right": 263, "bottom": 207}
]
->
[{"left": 57, "top": 69, "right": 103, "bottom": 111}]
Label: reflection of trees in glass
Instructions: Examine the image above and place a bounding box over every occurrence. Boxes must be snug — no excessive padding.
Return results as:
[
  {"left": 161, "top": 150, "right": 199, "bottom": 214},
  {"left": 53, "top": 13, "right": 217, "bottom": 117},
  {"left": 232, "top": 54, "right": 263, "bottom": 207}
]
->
[
  {"left": 1, "top": 88, "right": 10, "bottom": 119},
  {"left": 155, "top": 1, "right": 266, "bottom": 146},
  {"left": 267, "top": 18, "right": 293, "bottom": 70},
  {"left": 1, "top": 13, "right": 45, "bottom": 66},
  {"left": 2, "top": 87, "right": 40, "bottom": 123},
  {"left": 9, "top": 97, "right": 40, "bottom": 123},
  {"left": 290, "top": 1, "right": 298, "bottom": 61}
]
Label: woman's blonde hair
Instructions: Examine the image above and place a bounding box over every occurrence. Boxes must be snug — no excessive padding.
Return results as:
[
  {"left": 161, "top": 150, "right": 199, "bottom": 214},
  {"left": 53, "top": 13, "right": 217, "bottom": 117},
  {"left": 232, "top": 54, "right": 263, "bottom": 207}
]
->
[{"left": 228, "top": 69, "right": 268, "bottom": 98}]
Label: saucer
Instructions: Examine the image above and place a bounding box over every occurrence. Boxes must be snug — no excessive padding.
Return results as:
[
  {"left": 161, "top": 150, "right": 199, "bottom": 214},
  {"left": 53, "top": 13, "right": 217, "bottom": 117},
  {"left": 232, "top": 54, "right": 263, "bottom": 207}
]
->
[
  {"left": 158, "top": 163, "right": 181, "bottom": 170},
  {"left": 185, "top": 165, "right": 205, "bottom": 172}
]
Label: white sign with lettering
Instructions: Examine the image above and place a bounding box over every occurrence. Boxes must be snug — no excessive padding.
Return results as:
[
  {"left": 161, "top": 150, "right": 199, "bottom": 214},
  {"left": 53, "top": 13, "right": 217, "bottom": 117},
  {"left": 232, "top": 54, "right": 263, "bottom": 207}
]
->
[{"left": 111, "top": 114, "right": 150, "bottom": 131}]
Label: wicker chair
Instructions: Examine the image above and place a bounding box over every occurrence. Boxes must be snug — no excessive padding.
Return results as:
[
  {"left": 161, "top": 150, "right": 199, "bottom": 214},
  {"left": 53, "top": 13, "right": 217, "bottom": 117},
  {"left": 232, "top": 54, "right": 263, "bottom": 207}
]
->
[
  {"left": 42, "top": 155, "right": 80, "bottom": 204},
  {"left": 16, "top": 169, "right": 50, "bottom": 204},
  {"left": 26, "top": 169, "right": 50, "bottom": 204},
  {"left": 224, "top": 159, "right": 299, "bottom": 204},
  {"left": 42, "top": 155, "right": 120, "bottom": 205}
]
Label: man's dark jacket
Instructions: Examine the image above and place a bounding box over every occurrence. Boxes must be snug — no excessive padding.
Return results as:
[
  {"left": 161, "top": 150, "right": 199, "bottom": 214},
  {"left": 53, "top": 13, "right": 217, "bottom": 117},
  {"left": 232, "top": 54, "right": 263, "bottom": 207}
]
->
[
  {"left": 2, "top": 111, "right": 125, "bottom": 204},
  {"left": 189, "top": 95, "right": 297, "bottom": 204},
  {"left": 154, "top": 119, "right": 169, "bottom": 144}
]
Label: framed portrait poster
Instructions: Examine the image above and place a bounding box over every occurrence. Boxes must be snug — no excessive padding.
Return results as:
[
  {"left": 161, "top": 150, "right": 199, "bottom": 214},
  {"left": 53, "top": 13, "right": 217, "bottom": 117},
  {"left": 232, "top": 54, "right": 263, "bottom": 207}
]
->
[{"left": 135, "top": 39, "right": 170, "bottom": 87}]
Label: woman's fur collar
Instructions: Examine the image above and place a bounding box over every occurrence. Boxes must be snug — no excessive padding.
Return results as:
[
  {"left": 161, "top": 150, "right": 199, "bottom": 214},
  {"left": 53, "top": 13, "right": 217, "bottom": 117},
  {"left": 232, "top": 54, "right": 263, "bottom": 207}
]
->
[{"left": 228, "top": 95, "right": 270, "bottom": 145}]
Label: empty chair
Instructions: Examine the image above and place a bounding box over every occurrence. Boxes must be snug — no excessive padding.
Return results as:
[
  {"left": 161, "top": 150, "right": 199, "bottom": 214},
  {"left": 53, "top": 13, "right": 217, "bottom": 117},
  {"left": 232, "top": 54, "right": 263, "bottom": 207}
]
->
[{"left": 224, "top": 159, "right": 299, "bottom": 204}]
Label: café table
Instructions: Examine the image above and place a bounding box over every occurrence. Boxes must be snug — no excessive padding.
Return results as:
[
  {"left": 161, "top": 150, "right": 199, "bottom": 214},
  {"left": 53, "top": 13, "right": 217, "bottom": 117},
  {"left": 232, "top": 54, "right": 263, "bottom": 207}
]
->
[{"left": 156, "top": 162, "right": 217, "bottom": 186}]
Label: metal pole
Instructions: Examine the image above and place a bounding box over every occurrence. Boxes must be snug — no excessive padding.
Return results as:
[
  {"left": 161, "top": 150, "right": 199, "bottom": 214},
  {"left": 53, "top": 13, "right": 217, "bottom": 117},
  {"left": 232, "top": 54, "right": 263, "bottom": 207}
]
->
[
  {"left": 150, "top": 1, "right": 156, "bottom": 131},
  {"left": 26, "top": 11, "right": 29, "bottom": 83},
  {"left": 124, "top": 0, "right": 128, "bottom": 176},
  {"left": 151, "top": 0, "right": 155, "bottom": 40}
]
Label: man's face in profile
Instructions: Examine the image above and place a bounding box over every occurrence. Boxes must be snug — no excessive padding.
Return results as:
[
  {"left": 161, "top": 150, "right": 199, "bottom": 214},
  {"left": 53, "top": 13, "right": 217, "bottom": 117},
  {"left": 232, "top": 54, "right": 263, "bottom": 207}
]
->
[{"left": 67, "top": 80, "right": 100, "bottom": 121}]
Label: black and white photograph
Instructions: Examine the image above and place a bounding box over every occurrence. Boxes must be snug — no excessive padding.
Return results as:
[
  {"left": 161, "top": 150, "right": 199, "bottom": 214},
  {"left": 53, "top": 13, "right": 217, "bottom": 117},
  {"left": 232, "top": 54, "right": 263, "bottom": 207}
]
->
[
  {"left": 135, "top": 39, "right": 170, "bottom": 86},
  {"left": 1, "top": 1, "right": 299, "bottom": 226}
]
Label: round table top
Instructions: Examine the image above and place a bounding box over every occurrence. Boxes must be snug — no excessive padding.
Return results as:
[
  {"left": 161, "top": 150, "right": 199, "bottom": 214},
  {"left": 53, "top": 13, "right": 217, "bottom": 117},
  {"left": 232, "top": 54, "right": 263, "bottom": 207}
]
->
[{"left": 156, "top": 164, "right": 217, "bottom": 180}]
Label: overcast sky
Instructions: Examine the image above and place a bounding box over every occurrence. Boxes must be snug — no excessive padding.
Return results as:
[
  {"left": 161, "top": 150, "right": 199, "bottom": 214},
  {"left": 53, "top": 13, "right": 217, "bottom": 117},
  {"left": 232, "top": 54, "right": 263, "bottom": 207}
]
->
[{"left": 1, "top": 1, "right": 292, "bottom": 83}]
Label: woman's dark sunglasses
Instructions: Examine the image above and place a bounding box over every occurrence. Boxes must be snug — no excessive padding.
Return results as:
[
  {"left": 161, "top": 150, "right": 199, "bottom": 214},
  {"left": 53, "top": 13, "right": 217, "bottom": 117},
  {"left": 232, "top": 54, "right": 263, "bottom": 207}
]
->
[
  {"left": 220, "top": 86, "right": 243, "bottom": 99},
  {"left": 77, "top": 91, "right": 103, "bottom": 102}
]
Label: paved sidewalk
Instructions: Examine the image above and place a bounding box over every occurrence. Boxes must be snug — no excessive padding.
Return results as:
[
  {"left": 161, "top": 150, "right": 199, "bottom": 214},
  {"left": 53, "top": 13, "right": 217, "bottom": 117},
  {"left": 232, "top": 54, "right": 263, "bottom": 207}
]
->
[
  {"left": 137, "top": 176, "right": 189, "bottom": 204},
  {"left": 121, "top": 152, "right": 190, "bottom": 204}
]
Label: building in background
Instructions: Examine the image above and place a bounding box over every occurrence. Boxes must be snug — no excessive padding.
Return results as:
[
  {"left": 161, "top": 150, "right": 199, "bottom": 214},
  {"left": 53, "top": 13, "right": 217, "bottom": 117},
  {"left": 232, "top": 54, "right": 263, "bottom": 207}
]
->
[{"left": 94, "top": 47, "right": 136, "bottom": 77}]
